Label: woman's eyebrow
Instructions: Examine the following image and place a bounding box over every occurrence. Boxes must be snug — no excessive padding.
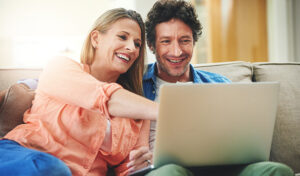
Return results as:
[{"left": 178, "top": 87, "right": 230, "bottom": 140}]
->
[{"left": 120, "top": 31, "right": 129, "bottom": 35}]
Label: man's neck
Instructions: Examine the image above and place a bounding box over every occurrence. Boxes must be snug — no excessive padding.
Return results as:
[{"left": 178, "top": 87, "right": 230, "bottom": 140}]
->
[{"left": 156, "top": 67, "right": 192, "bottom": 83}]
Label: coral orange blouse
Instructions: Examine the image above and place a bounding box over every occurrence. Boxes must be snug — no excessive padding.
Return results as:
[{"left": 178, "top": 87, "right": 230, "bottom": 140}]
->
[{"left": 5, "top": 57, "right": 150, "bottom": 176}]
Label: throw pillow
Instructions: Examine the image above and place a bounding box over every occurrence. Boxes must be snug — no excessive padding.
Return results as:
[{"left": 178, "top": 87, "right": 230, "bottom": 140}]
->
[{"left": 0, "top": 83, "right": 35, "bottom": 137}]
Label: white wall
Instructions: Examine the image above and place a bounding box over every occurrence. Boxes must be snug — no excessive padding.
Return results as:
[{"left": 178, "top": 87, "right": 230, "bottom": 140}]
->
[
  {"left": 0, "top": 0, "right": 146, "bottom": 68},
  {"left": 136, "top": 0, "right": 157, "bottom": 63},
  {"left": 293, "top": 0, "right": 300, "bottom": 62},
  {"left": 3, "top": 0, "right": 296, "bottom": 68},
  {"left": 267, "top": 0, "right": 295, "bottom": 62}
]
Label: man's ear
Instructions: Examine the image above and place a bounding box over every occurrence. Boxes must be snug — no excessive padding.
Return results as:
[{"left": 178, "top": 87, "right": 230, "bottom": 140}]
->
[
  {"left": 148, "top": 42, "right": 155, "bottom": 54},
  {"left": 90, "top": 30, "right": 100, "bottom": 49}
]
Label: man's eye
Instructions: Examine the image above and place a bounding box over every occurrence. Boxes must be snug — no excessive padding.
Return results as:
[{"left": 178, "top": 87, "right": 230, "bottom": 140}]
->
[
  {"left": 160, "top": 40, "right": 170, "bottom": 44},
  {"left": 181, "top": 40, "right": 191, "bottom": 44},
  {"left": 118, "top": 35, "right": 127, "bottom": 40}
]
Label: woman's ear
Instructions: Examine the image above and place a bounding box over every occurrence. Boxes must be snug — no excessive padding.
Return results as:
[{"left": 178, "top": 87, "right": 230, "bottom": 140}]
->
[{"left": 91, "top": 30, "right": 100, "bottom": 49}]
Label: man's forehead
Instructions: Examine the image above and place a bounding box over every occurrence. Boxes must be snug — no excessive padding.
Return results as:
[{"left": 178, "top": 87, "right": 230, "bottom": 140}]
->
[{"left": 155, "top": 18, "right": 193, "bottom": 38}]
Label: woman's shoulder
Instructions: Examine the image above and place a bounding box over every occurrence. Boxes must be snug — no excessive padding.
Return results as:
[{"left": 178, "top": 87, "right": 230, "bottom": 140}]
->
[
  {"left": 43, "top": 56, "right": 87, "bottom": 74},
  {"left": 47, "top": 56, "right": 81, "bottom": 67}
]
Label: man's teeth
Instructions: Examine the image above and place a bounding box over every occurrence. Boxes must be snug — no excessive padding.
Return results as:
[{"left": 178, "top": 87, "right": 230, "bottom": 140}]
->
[
  {"left": 117, "top": 54, "right": 130, "bottom": 61},
  {"left": 168, "top": 59, "right": 182, "bottom": 63}
]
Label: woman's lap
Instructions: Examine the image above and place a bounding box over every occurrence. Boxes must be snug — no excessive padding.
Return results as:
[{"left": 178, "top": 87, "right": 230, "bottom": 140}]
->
[{"left": 0, "top": 139, "right": 71, "bottom": 176}]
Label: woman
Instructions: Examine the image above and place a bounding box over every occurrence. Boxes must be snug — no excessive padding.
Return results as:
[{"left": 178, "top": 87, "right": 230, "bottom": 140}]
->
[{"left": 0, "top": 8, "right": 156, "bottom": 176}]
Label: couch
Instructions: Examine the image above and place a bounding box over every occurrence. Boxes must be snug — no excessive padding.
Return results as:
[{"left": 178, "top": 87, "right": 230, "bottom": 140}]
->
[{"left": 0, "top": 61, "right": 299, "bottom": 174}]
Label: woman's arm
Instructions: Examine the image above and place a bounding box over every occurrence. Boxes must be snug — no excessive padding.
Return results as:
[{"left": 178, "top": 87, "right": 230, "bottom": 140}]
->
[
  {"left": 108, "top": 89, "right": 158, "bottom": 121},
  {"left": 38, "top": 56, "right": 122, "bottom": 112},
  {"left": 39, "top": 56, "right": 158, "bottom": 120}
]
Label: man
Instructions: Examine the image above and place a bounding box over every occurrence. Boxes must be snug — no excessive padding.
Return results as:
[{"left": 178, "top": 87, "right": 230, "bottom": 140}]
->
[{"left": 129, "top": 0, "right": 294, "bottom": 175}]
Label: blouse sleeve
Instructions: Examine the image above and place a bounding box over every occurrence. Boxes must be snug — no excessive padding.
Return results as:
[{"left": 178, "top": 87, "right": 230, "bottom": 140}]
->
[{"left": 37, "top": 56, "right": 122, "bottom": 113}]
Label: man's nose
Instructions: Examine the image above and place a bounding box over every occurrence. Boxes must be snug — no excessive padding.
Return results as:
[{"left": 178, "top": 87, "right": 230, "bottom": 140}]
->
[{"left": 170, "top": 41, "right": 183, "bottom": 56}]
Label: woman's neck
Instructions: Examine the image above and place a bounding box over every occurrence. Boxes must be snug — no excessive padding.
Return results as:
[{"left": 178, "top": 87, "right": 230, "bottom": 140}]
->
[{"left": 89, "top": 64, "right": 119, "bottom": 83}]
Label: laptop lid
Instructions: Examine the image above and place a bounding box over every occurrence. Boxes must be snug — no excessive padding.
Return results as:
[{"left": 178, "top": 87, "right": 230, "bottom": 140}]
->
[{"left": 153, "top": 82, "right": 279, "bottom": 168}]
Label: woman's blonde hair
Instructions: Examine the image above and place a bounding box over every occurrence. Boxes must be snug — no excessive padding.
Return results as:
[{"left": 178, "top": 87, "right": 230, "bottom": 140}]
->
[{"left": 80, "top": 8, "right": 146, "bottom": 96}]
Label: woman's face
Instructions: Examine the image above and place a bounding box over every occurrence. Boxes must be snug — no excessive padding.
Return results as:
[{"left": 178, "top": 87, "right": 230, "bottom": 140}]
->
[{"left": 91, "top": 18, "right": 142, "bottom": 78}]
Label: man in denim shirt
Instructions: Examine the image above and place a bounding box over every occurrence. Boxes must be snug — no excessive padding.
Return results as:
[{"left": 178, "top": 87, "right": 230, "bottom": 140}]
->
[{"left": 140, "top": 0, "right": 294, "bottom": 176}]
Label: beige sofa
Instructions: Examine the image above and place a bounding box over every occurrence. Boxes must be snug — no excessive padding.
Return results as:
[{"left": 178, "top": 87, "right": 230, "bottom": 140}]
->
[{"left": 0, "top": 61, "right": 299, "bottom": 174}]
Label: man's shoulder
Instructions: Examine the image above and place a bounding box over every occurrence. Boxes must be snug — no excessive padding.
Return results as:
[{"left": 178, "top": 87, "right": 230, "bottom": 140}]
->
[
  {"left": 191, "top": 66, "right": 231, "bottom": 83},
  {"left": 145, "top": 63, "right": 155, "bottom": 71},
  {"left": 143, "top": 63, "right": 156, "bottom": 81},
  {"left": 194, "top": 69, "right": 223, "bottom": 77}
]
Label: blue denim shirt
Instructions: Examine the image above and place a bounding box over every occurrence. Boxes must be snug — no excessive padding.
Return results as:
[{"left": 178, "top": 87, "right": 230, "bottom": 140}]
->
[{"left": 143, "top": 62, "right": 231, "bottom": 100}]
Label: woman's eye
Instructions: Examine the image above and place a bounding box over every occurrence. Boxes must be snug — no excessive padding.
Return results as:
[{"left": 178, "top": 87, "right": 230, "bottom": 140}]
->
[
  {"left": 118, "top": 35, "right": 127, "bottom": 40},
  {"left": 135, "top": 42, "right": 141, "bottom": 48}
]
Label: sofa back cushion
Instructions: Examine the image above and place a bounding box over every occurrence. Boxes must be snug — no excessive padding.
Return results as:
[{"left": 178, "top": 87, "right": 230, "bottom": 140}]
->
[
  {"left": 253, "top": 62, "right": 300, "bottom": 173},
  {"left": 0, "top": 84, "right": 35, "bottom": 137},
  {"left": 0, "top": 68, "right": 42, "bottom": 90},
  {"left": 194, "top": 61, "right": 253, "bottom": 82}
]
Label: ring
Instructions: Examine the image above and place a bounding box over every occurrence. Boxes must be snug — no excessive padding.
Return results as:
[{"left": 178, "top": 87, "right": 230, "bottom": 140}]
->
[{"left": 146, "top": 159, "right": 151, "bottom": 165}]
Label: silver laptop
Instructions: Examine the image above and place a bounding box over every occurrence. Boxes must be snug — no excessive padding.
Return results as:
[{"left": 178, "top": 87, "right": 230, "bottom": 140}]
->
[{"left": 130, "top": 82, "right": 279, "bottom": 175}]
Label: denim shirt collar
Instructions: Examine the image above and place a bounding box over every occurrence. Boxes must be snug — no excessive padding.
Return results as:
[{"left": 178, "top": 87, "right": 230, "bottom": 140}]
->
[
  {"left": 143, "top": 62, "right": 201, "bottom": 83},
  {"left": 143, "top": 62, "right": 157, "bottom": 83},
  {"left": 190, "top": 65, "right": 203, "bottom": 83}
]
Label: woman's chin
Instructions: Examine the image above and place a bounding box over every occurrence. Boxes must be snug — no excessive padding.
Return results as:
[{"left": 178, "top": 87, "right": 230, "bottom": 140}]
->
[{"left": 117, "top": 68, "right": 130, "bottom": 75}]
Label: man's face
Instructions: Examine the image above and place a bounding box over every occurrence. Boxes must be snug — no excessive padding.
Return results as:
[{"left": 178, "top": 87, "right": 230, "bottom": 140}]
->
[{"left": 153, "top": 18, "right": 194, "bottom": 81}]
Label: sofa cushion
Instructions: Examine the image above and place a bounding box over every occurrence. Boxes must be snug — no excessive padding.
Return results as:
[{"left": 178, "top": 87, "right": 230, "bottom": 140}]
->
[
  {"left": 253, "top": 62, "right": 300, "bottom": 173},
  {"left": 0, "top": 83, "right": 35, "bottom": 137},
  {"left": 194, "top": 61, "right": 253, "bottom": 82},
  {"left": 0, "top": 68, "right": 42, "bottom": 91}
]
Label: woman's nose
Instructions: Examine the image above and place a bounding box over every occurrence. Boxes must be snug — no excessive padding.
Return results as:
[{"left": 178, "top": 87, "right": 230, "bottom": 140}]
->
[{"left": 126, "top": 40, "right": 136, "bottom": 51}]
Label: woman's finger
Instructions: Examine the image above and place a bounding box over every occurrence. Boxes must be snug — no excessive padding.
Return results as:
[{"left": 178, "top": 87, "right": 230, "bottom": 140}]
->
[
  {"left": 129, "top": 146, "right": 148, "bottom": 161},
  {"left": 127, "top": 150, "right": 152, "bottom": 168}
]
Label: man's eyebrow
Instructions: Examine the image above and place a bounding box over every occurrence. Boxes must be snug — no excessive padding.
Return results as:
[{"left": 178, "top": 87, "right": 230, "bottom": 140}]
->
[
  {"left": 158, "top": 36, "right": 171, "bottom": 40},
  {"left": 158, "top": 35, "right": 193, "bottom": 40},
  {"left": 180, "top": 35, "right": 193, "bottom": 39}
]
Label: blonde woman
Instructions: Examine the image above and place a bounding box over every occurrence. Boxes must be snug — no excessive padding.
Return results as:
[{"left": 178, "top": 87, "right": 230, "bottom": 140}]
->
[{"left": 1, "top": 8, "right": 156, "bottom": 176}]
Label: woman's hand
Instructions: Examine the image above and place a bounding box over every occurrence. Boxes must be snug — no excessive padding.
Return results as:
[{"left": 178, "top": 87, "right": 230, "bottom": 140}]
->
[{"left": 127, "top": 146, "right": 153, "bottom": 172}]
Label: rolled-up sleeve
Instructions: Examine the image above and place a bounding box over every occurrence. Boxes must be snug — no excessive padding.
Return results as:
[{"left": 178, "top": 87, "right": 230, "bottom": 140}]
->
[{"left": 37, "top": 57, "right": 122, "bottom": 113}]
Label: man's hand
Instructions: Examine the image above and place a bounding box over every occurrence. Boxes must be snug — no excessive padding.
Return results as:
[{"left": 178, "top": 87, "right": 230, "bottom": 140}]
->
[{"left": 127, "top": 146, "right": 153, "bottom": 172}]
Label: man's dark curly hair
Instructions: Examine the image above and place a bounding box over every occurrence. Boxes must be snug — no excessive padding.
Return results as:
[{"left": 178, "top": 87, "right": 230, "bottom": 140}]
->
[{"left": 145, "top": 0, "right": 203, "bottom": 48}]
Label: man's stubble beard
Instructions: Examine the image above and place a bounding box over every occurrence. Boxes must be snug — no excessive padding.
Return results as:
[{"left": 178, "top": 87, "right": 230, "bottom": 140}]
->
[{"left": 156, "top": 55, "right": 189, "bottom": 78}]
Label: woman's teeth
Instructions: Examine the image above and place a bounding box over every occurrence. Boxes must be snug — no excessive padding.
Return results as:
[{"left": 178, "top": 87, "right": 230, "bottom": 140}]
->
[{"left": 117, "top": 54, "right": 130, "bottom": 61}]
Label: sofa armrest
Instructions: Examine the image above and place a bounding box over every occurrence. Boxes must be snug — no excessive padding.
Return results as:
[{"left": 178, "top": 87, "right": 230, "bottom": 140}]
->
[{"left": 253, "top": 62, "right": 300, "bottom": 173}]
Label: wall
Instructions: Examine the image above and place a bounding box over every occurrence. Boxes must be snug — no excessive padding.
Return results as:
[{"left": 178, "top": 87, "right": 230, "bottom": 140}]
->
[
  {"left": 136, "top": 0, "right": 157, "bottom": 63},
  {"left": 206, "top": 0, "right": 268, "bottom": 62},
  {"left": 0, "top": 0, "right": 150, "bottom": 68},
  {"left": 294, "top": 0, "right": 300, "bottom": 62},
  {"left": 267, "top": 0, "right": 295, "bottom": 62},
  {"left": 1, "top": 0, "right": 298, "bottom": 68}
]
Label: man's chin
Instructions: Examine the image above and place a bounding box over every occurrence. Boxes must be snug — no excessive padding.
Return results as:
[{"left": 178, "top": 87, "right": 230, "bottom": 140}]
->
[{"left": 167, "top": 70, "right": 186, "bottom": 77}]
